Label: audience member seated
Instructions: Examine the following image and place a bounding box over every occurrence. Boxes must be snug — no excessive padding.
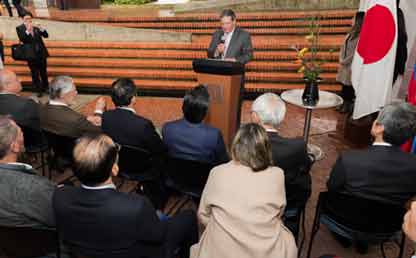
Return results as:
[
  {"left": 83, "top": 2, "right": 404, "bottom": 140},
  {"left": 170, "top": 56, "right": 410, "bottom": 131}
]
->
[
  {"left": 0, "top": 69, "right": 40, "bottom": 131},
  {"left": 0, "top": 115, "right": 55, "bottom": 228},
  {"left": 40, "top": 76, "right": 103, "bottom": 138},
  {"left": 101, "top": 78, "right": 166, "bottom": 159},
  {"left": 100, "top": 78, "right": 167, "bottom": 209},
  {"left": 190, "top": 123, "right": 297, "bottom": 258},
  {"left": 162, "top": 85, "right": 229, "bottom": 165},
  {"left": 53, "top": 134, "right": 198, "bottom": 258},
  {"left": 251, "top": 92, "right": 312, "bottom": 208},
  {"left": 327, "top": 102, "right": 416, "bottom": 252}
]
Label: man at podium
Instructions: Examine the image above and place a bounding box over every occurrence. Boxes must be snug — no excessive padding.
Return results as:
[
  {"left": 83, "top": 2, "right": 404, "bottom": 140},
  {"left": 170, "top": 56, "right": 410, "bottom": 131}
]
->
[{"left": 207, "top": 9, "right": 253, "bottom": 64}]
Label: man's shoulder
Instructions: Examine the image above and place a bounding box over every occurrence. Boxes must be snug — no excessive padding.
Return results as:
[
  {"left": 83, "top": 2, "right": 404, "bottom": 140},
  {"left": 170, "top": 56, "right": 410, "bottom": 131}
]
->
[
  {"left": 235, "top": 27, "right": 250, "bottom": 36},
  {"left": 0, "top": 164, "right": 54, "bottom": 190},
  {"left": 269, "top": 133, "right": 306, "bottom": 150}
]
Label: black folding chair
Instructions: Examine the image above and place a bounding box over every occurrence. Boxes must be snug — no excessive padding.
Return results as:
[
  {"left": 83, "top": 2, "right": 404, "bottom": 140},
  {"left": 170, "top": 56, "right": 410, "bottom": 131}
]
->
[
  {"left": 0, "top": 225, "right": 60, "bottom": 258},
  {"left": 165, "top": 157, "right": 214, "bottom": 213},
  {"left": 20, "top": 126, "right": 49, "bottom": 177},
  {"left": 307, "top": 191, "right": 406, "bottom": 258}
]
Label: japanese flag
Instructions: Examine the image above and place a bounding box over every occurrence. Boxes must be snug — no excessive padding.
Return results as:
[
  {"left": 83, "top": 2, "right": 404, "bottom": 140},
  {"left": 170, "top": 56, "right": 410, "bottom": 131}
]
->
[{"left": 351, "top": 0, "right": 397, "bottom": 119}]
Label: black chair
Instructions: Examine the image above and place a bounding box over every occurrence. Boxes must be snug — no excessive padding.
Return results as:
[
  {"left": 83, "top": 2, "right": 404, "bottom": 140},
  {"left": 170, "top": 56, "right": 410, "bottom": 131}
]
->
[
  {"left": 164, "top": 157, "right": 214, "bottom": 213},
  {"left": 283, "top": 204, "right": 306, "bottom": 251},
  {"left": 0, "top": 225, "right": 60, "bottom": 258},
  {"left": 20, "top": 126, "right": 49, "bottom": 177},
  {"left": 44, "top": 131, "right": 77, "bottom": 183},
  {"left": 306, "top": 191, "right": 406, "bottom": 258}
]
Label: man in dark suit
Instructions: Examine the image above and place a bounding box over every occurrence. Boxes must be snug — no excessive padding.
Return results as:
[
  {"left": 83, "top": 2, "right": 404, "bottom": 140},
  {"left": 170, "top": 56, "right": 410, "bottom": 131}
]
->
[
  {"left": 53, "top": 134, "right": 198, "bottom": 258},
  {"left": 162, "top": 85, "right": 229, "bottom": 165},
  {"left": 16, "top": 13, "right": 49, "bottom": 96},
  {"left": 0, "top": 116, "right": 55, "bottom": 228},
  {"left": 327, "top": 102, "right": 416, "bottom": 206},
  {"left": 0, "top": 32, "right": 4, "bottom": 66},
  {"left": 40, "top": 75, "right": 102, "bottom": 138},
  {"left": 251, "top": 93, "right": 312, "bottom": 208},
  {"left": 207, "top": 9, "right": 253, "bottom": 64},
  {"left": 1, "top": 0, "right": 26, "bottom": 17},
  {"left": 0, "top": 69, "right": 40, "bottom": 131}
]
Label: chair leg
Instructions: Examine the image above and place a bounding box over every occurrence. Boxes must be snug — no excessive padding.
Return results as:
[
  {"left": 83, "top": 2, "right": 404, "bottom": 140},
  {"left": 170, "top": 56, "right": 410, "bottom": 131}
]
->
[
  {"left": 397, "top": 232, "right": 405, "bottom": 258},
  {"left": 297, "top": 209, "right": 306, "bottom": 257},
  {"left": 40, "top": 151, "right": 46, "bottom": 177},
  {"left": 306, "top": 201, "right": 322, "bottom": 258}
]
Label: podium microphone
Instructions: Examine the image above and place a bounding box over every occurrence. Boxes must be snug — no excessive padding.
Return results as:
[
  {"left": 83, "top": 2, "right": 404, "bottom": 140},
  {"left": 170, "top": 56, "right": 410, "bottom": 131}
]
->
[{"left": 220, "top": 34, "right": 226, "bottom": 59}]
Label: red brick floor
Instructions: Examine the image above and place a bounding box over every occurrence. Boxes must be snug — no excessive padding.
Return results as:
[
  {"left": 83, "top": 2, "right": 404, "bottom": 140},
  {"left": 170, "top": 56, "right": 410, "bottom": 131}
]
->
[{"left": 80, "top": 96, "right": 414, "bottom": 258}]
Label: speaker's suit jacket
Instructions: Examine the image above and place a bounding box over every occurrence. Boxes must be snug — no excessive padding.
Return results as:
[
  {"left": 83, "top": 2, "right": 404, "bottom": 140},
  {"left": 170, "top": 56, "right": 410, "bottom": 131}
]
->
[
  {"left": 207, "top": 27, "right": 253, "bottom": 64},
  {"left": 16, "top": 24, "right": 49, "bottom": 60},
  {"left": 39, "top": 103, "right": 101, "bottom": 138},
  {"left": 0, "top": 93, "right": 40, "bottom": 131},
  {"left": 327, "top": 145, "right": 416, "bottom": 206},
  {"left": 268, "top": 132, "right": 312, "bottom": 208}
]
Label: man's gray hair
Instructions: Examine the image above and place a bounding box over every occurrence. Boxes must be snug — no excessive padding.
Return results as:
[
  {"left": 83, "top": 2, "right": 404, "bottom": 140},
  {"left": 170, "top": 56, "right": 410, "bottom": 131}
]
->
[
  {"left": 376, "top": 102, "right": 416, "bottom": 146},
  {"left": 252, "top": 93, "right": 286, "bottom": 127},
  {"left": 49, "top": 76, "right": 74, "bottom": 100},
  {"left": 0, "top": 116, "right": 18, "bottom": 159}
]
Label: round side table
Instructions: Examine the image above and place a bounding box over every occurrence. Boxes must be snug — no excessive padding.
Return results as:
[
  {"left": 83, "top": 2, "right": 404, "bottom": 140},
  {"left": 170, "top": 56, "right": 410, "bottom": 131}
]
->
[{"left": 281, "top": 89, "right": 343, "bottom": 160}]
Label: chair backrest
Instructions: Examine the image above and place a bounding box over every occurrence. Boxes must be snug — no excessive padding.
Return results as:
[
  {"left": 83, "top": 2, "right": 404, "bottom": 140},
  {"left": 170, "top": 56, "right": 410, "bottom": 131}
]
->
[
  {"left": 166, "top": 157, "right": 214, "bottom": 197},
  {"left": 44, "top": 131, "right": 76, "bottom": 162},
  {"left": 20, "top": 126, "right": 47, "bottom": 150},
  {"left": 320, "top": 191, "right": 406, "bottom": 234},
  {"left": 0, "top": 226, "right": 59, "bottom": 258},
  {"left": 117, "top": 144, "right": 155, "bottom": 180}
]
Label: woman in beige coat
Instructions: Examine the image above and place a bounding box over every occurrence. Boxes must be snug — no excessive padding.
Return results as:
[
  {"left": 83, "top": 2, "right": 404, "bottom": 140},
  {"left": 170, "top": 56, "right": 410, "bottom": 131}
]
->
[
  {"left": 336, "top": 11, "right": 365, "bottom": 113},
  {"left": 190, "top": 123, "right": 297, "bottom": 258}
]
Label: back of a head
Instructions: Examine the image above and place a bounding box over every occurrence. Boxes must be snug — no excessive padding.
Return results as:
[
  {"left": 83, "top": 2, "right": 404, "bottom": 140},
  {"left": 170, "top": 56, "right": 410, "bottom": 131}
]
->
[
  {"left": 377, "top": 102, "right": 416, "bottom": 146},
  {"left": 231, "top": 123, "right": 273, "bottom": 172},
  {"left": 220, "top": 9, "right": 236, "bottom": 20},
  {"left": 0, "top": 116, "right": 18, "bottom": 160},
  {"left": 0, "top": 69, "right": 20, "bottom": 93},
  {"left": 182, "top": 85, "right": 210, "bottom": 124},
  {"left": 49, "top": 76, "right": 74, "bottom": 100},
  {"left": 351, "top": 11, "right": 365, "bottom": 38},
  {"left": 73, "top": 134, "right": 118, "bottom": 186},
  {"left": 111, "top": 78, "right": 137, "bottom": 107},
  {"left": 252, "top": 93, "right": 286, "bottom": 128}
]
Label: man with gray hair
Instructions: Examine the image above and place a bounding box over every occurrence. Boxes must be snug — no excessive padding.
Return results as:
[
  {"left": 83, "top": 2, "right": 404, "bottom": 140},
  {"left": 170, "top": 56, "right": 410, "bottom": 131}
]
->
[
  {"left": 327, "top": 102, "right": 416, "bottom": 206},
  {"left": 251, "top": 93, "right": 312, "bottom": 212},
  {"left": 40, "top": 75, "right": 103, "bottom": 138},
  {"left": 0, "top": 69, "right": 40, "bottom": 131},
  {"left": 0, "top": 115, "right": 55, "bottom": 228}
]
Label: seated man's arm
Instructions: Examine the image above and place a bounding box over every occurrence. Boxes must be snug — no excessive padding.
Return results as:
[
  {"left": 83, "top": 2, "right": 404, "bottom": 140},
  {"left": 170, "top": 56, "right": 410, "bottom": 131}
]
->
[
  {"left": 144, "top": 122, "right": 166, "bottom": 156},
  {"left": 214, "top": 131, "right": 229, "bottom": 164},
  {"left": 327, "top": 156, "right": 347, "bottom": 192},
  {"left": 22, "top": 100, "right": 41, "bottom": 131},
  {"left": 75, "top": 114, "right": 101, "bottom": 136},
  {"left": 136, "top": 197, "right": 166, "bottom": 243},
  {"left": 26, "top": 177, "right": 56, "bottom": 228}
]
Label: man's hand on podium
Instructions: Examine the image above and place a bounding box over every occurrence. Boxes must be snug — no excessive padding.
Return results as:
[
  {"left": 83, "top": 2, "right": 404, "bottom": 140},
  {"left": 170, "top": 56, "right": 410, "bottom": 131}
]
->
[{"left": 224, "top": 58, "right": 237, "bottom": 62}]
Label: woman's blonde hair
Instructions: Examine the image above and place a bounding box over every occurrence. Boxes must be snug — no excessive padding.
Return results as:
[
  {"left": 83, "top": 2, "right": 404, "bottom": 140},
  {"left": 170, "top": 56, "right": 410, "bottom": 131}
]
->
[{"left": 231, "top": 123, "right": 273, "bottom": 172}]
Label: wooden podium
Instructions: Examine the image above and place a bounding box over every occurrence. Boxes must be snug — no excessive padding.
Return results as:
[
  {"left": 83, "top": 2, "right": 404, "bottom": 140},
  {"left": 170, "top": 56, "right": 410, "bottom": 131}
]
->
[{"left": 192, "top": 59, "right": 244, "bottom": 146}]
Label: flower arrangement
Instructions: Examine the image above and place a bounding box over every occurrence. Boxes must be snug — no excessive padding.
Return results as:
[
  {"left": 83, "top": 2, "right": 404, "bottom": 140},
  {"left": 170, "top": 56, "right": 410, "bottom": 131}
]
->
[{"left": 292, "top": 16, "right": 323, "bottom": 82}]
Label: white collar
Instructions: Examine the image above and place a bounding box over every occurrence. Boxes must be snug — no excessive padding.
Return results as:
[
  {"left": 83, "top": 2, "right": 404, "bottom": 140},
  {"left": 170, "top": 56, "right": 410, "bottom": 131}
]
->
[
  {"left": 0, "top": 92, "right": 17, "bottom": 95},
  {"left": 8, "top": 162, "right": 33, "bottom": 170},
  {"left": 265, "top": 128, "right": 278, "bottom": 133},
  {"left": 117, "top": 106, "right": 136, "bottom": 114},
  {"left": 81, "top": 183, "right": 116, "bottom": 190},
  {"left": 49, "top": 100, "right": 68, "bottom": 107},
  {"left": 373, "top": 142, "right": 393, "bottom": 147}
]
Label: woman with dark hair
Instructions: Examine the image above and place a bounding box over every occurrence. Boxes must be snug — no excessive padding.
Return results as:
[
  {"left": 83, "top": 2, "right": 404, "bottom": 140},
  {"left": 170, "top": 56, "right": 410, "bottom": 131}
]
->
[
  {"left": 190, "top": 123, "right": 297, "bottom": 258},
  {"left": 336, "top": 11, "right": 365, "bottom": 113}
]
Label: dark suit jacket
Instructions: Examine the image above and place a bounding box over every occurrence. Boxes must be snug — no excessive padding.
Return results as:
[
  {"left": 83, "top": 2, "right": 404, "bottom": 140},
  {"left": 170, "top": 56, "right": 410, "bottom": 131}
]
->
[
  {"left": 53, "top": 186, "right": 167, "bottom": 258},
  {"left": 16, "top": 24, "right": 49, "bottom": 60},
  {"left": 327, "top": 145, "right": 416, "bottom": 206},
  {"left": 102, "top": 108, "right": 165, "bottom": 156},
  {"left": 0, "top": 93, "right": 40, "bottom": 131},
  {"left": 0, "top": 40, "right": 4, "bottom": 63},
  {"left": 0, "top": 163, "right": 55, "bottom": 228},
  {"left": 207, "top": 27, "right": 253, "bottom": 64},
  {"left": 268, "top": 132, "right": 312, "bottom": 208},
  {"left": 162, "top": 118, "right": 229, "bottom": 165},
  {"left": 40, "top": 103, "right": 101, "bottom": 138}
]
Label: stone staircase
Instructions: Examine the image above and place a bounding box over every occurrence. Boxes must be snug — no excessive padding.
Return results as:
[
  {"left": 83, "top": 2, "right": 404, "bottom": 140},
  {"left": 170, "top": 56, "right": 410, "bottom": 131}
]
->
[{"left": 3, "top": 9, "right": 356, "bottom": 94}]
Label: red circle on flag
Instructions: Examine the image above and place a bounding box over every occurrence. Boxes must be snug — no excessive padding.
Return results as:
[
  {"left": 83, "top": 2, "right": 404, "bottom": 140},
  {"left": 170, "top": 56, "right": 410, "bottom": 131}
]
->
[{"left": 356, "top": 4, "right": 396, "bottom": 65}]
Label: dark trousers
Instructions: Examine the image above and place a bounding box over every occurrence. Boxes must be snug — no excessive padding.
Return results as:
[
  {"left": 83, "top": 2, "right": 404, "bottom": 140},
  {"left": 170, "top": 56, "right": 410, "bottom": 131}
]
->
[
  {"left": 341, "top": 84, "right": 356, "bottom": 102},
  {"left": 28, "top": 58, "right": 49, "bottom": 93},
  {"left": 2, "top": 0, "right": 26, "bottom": 17},
  {"left": 164, "top": 210, "right": 198, "bottom": 258},
  {"left": 2, "top": 0, "right": 13, "bottom": 16}
]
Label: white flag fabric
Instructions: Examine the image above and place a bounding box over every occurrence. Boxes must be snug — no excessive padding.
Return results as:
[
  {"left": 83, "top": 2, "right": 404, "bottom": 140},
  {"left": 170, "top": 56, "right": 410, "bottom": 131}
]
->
[{"left": 351, "top": 0, "right": 397, "bottom": 119}]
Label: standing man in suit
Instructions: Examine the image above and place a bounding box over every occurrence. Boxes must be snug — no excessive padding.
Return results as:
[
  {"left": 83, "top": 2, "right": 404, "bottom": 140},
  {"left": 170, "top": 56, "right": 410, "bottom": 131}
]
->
[
  {"left": 16, "top": 13, "right": 49, "bottom": 96},
  {"left": 327, "top": 102, "right": 416, "bottom": 206},
  {"left": 1, "top": 0, "right": 26, "bottom": 17},
  {"left": 100, "top": 78, "right": 167, "bottom": 209},
  {"left": 0, "top": 69, "right": 40, "bottom": 131},
  {"left": 0, "top": 116, "right": 55, "bottom": 228},
  {"left": 162, "top": 85, "right": 229, "bottom": 165},
  {"left": 40, "top": 76, "right": 103, "bottom": 138},
  {"left": 53, "top": 134, "right": 198, "bottom": 258},
  {"left": 207, "top": 9, "right": 253, "bottom": 64}
]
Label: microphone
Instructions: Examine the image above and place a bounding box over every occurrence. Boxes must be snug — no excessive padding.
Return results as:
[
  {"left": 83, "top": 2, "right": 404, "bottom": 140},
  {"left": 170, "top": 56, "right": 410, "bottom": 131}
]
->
[{"left": 220, "top": 34, "right": 226, "bottom": 44}]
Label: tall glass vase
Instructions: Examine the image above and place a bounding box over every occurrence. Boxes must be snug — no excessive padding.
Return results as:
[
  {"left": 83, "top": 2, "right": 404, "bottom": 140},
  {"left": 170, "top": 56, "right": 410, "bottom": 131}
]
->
[{"left": 302, "top": 78, "right": 320, "bottom": 106}]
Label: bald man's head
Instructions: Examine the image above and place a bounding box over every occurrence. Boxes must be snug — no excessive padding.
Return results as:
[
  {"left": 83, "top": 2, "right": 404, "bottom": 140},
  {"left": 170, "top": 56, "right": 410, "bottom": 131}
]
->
[{"left": 0, "top": 70, "right": 22, "bottom": 94}]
